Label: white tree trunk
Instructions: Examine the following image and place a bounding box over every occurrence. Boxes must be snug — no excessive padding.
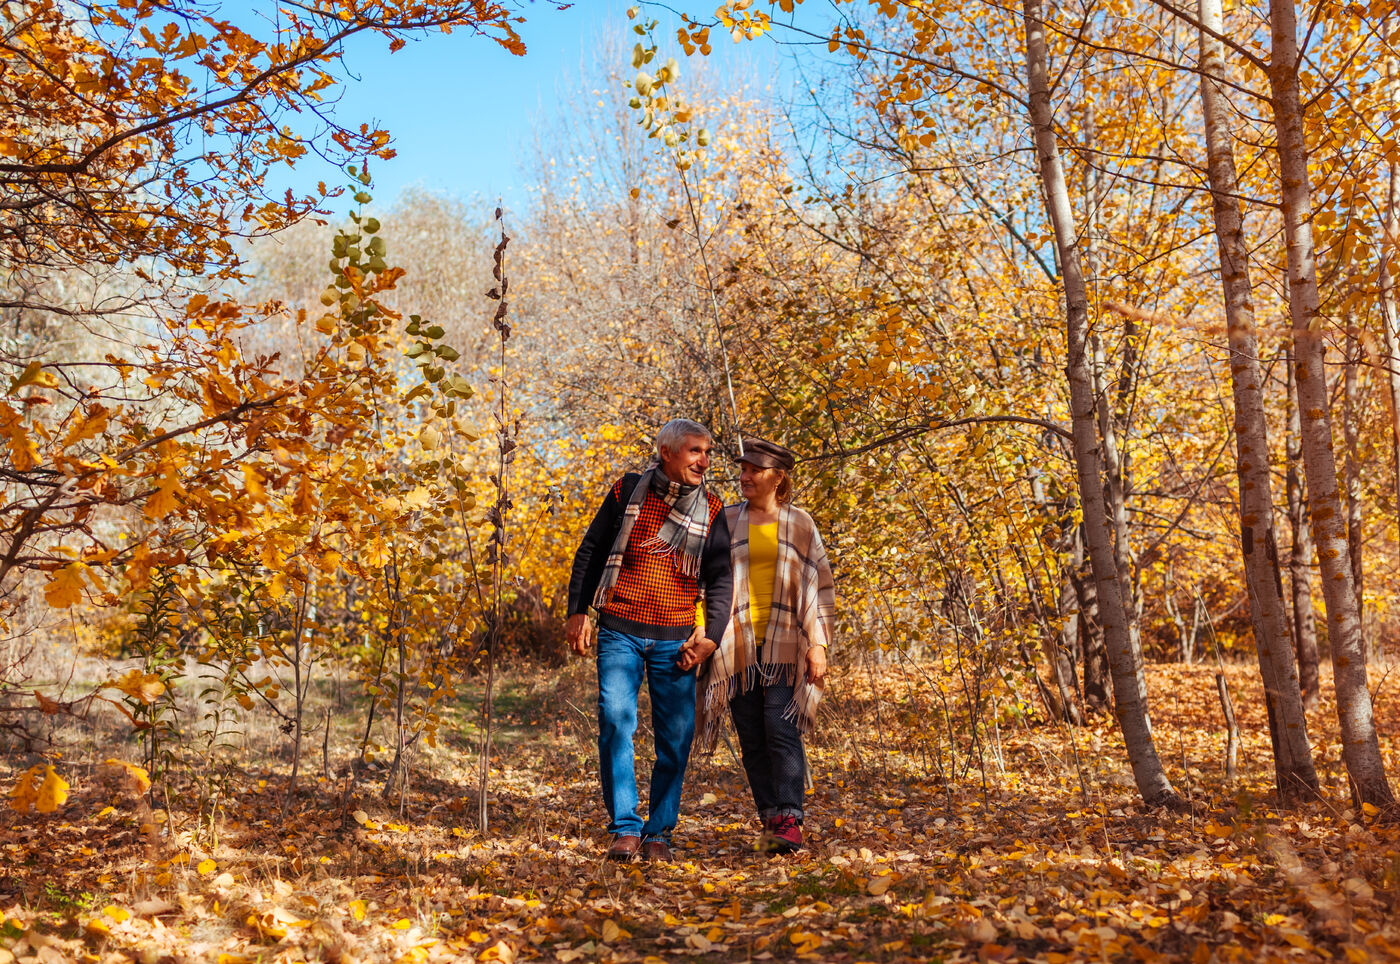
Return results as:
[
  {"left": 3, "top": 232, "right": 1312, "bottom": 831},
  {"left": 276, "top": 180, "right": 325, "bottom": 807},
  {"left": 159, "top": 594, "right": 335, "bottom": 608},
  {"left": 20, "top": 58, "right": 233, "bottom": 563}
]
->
[
  {"left": 1377, "top": 67, "right": 1400, "bottom": 656},
  {"left": 1083, "top": 99, "right": 1147, "bottom": 686},
  {"left": 1195, "top": 0, "right": 1317, "bottom": 800},
  {"left": 1267, "top": 0, "right": 1394, "bottom": 806},
  {"left": 1285, "top": 354, "right": 1321, "bottom": 710},
  {"left": 1023, "top": 0, "right": 1178, "bottom": 807},
  {"left": 1342, "top": 314, "right": 1365, "bottom": 625}
]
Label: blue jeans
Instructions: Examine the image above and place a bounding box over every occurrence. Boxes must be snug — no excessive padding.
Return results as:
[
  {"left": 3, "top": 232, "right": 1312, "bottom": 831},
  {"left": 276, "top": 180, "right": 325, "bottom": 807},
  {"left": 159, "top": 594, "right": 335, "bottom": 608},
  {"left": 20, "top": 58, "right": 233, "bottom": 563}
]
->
[{"left": 596, "top": 627, "right": 697, "bottom": 842}]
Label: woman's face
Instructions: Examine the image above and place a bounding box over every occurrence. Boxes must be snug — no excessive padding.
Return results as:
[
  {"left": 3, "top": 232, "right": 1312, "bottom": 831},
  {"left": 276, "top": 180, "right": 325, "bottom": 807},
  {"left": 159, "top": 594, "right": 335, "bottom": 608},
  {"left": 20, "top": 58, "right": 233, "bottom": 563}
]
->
[{"left": 739, "top": 462, "right": 781, "bottom": 501}]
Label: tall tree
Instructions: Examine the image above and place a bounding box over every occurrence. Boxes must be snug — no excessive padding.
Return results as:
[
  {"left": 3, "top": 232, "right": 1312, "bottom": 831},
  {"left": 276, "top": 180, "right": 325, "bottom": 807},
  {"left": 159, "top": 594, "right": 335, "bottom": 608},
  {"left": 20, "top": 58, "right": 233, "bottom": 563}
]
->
[
  {"left": 1379, "top": 63, "right": 1400, "bottom": 595},
  {"left": 1285, "top": 353, "right": 1322, "bottom": 711},
  {"left": 1194, "top": 0, "right": 1317, "bottom": 799},
  {"left": 1022, "top": 0, "right": 1179, "bottom": 807},
  {"left": 1266, "top": 0, "right": 1394, "bottom": 806}
]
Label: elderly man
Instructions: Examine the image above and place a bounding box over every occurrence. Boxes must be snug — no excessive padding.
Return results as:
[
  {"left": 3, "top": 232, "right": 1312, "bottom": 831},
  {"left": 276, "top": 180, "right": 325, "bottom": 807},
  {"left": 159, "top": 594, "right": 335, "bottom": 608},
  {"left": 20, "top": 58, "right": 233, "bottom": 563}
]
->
[{"left": 566, "top": 418, "right": 733, "bottom": 862}]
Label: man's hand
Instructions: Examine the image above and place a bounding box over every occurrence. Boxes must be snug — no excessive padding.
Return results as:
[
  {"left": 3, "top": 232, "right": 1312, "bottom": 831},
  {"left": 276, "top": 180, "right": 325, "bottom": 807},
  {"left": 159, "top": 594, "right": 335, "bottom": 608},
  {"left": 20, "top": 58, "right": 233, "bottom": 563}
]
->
[
  {"left": 566, "top": 613, "right": 593, "bottom": 656},
  {"left": 805, "top": 645, "right": 828, "bottom": 686},
  {"left": 676, "top": 635, "right": 717, "bottom": 672}
]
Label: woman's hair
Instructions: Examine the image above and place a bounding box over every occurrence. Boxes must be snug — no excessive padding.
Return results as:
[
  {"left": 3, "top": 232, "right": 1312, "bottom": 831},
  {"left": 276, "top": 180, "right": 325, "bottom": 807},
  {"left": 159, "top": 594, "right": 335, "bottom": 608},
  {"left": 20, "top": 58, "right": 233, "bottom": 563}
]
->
[{"left": 775, "top": 469, "right": 792, "bottom": 504}]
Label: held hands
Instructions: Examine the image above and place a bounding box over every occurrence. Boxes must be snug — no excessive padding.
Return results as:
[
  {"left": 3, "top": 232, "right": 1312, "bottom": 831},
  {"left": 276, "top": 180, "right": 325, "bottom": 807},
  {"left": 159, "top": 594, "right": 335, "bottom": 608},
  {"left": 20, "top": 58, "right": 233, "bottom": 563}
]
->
[
  {"left": 805, "top": 645, "right": 828, "bottom": 686},
  {"left": 676, "top": 626, "right": 717, "bottom": 672},
  {"left": 566, "top": 613, "right": 593, "bottom": 656}
]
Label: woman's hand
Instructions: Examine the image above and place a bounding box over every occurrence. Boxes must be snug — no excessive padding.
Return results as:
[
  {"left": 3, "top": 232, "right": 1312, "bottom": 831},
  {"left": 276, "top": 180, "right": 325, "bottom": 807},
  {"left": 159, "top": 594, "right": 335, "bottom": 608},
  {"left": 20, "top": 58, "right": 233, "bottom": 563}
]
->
[
  {"left": 677, "top": 636, "right": 717, "bottom": 672},
  {"left": 805, "top": 645, "right": 828, "bottom": 686}
]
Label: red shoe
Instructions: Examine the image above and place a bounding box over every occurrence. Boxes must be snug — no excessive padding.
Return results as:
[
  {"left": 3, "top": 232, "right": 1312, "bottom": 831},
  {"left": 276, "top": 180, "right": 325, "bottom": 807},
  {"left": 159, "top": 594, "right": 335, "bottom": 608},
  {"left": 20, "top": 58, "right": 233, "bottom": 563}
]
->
[{"left": 766, "top": 815, "right": 802, "bottom": 854}]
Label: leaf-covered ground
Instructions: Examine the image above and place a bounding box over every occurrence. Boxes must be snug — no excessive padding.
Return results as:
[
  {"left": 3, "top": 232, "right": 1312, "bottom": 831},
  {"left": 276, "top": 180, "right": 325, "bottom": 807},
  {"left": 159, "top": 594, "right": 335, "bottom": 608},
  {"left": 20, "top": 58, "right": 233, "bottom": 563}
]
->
[{"left": 2, "top": 659, "right": 1399, "bottom": 963}]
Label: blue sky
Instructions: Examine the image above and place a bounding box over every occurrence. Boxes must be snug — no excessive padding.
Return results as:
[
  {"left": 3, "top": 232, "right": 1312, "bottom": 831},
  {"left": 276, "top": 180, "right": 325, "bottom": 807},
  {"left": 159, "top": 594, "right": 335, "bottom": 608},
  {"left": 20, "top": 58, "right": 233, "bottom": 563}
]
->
[{"left": 268, "top": 1, "right": 835, "bottom": 210}]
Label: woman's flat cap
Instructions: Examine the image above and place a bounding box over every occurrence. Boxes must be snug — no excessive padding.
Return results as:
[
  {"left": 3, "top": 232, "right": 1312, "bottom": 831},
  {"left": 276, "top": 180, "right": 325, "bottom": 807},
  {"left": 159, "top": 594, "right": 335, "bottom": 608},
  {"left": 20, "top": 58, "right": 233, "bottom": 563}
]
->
[{"left": 735, "top": 438, "right": 796, "bottom": 471}]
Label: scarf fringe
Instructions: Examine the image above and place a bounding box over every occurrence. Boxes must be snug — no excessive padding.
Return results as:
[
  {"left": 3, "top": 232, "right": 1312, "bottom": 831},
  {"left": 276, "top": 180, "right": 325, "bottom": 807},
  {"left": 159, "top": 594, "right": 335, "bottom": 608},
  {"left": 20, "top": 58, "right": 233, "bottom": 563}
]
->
[{"left": 638, "top": 534, "right": 701, "bottom": 577}]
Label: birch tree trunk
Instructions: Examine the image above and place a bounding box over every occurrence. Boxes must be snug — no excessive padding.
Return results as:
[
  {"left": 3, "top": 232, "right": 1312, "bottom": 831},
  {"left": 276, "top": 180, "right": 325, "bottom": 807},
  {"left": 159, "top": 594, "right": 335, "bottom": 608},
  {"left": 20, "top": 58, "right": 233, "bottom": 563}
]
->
[
  {"left": 1285, "top": 354, "right": 1321, "bottom": 711},
  {"left": 1073, "top": 547, "right": 1113, "bottom": 714},
  {"left": 1379, "top": 90, "right": 1400, "bottom": 648},
  {"left": 1023, "top": 0, "right": 1179, "bottom": 807},
  {"left": 1195, "top": 0, "right": 1318, "bottom": 800},
  {"left": 1342, "top": 314, "right": 1364, "bottom": 629},
  {"left": 1267, "top": 0, "right": 1395, "bottom": 806}
]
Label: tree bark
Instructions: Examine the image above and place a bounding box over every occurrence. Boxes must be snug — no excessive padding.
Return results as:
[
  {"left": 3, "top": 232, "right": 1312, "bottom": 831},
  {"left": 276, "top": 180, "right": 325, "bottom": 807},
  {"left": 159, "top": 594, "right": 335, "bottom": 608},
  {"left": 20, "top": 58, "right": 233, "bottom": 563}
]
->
[
  {"left": 1074, "top": 546, "right": 1113, "bottom": 714},
  {"left": 1267, "top": 0, "right": 1394, "bottom": 807},
  {"left": 1379, "top": 72, "right": 1400, "bottom": 665},
  {"left": 1023, "top": 0, "right": 1179, "bottom": 807},
  {"left": 1196, "top": 0, "right": 1318, "bottom": 800},
  {"left": 1285, "top": 353, "right": 1321, "bottom": 711},
  {"left": 1083, "top": 98, "right": 1147, "bottom": 677},
  {"left": 1342, "top": 313, "right": 1364, "bottom": 632}
]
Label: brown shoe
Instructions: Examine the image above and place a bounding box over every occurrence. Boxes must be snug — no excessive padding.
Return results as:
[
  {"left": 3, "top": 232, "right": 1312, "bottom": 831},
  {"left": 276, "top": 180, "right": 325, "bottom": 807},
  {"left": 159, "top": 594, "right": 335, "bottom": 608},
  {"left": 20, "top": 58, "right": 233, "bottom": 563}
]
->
[
  {"left": 642, "top": 839, "right": 673, "bottom": 862},
  {"left": 606, "top": 835, "right": 641, "bottom": 861}
]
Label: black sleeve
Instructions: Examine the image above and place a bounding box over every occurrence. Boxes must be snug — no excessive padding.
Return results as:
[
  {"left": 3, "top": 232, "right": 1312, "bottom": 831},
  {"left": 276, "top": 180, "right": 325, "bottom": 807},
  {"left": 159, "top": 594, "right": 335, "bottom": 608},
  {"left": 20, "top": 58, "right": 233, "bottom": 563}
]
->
[
  {"left": 567, "top": 475, "right": 643, "bottom": 616},
  {"left": 566, "top": 484, "right": 623, "bottom": 616},
  {"left": 700, "top": 510, "right": 733, "bottom": 642}
]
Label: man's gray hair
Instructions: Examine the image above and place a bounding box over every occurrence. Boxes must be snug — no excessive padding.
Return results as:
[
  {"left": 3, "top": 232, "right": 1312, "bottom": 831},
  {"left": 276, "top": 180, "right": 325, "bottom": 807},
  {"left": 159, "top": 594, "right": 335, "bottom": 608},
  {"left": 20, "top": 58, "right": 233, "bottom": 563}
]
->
[{"left": 655, "top": 418, "right": 712, "bottom": 456}]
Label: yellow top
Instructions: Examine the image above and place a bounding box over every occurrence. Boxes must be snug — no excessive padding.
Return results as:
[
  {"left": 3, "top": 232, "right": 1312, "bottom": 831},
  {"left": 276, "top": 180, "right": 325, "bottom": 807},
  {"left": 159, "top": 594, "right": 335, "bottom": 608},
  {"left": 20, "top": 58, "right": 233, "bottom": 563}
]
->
[
  {"left": 747, "top": 521, "right": 780, "bottom": 647},
  {"left": 694, "top": 521, "right": 781, "bottom": 646}
]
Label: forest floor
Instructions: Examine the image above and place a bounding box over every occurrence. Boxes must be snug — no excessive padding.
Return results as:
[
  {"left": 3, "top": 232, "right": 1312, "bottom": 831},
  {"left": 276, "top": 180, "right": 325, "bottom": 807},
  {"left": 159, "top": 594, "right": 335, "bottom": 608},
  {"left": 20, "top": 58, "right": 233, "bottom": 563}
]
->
[{"left": 1, "top": 655, "right": 1399, "bottom": 963}]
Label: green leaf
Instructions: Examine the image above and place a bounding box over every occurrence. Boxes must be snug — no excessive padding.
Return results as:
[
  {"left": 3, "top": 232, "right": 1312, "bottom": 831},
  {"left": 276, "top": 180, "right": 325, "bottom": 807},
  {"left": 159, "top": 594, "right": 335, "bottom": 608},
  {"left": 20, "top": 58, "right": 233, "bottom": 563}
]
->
[
  {"left": 425, "top": 325, "right": 445, "bottom": 339},
  {"left": 353, "top": 191, "right": 373, "bottom": 203},
  {"left": 435, "top": 345, "right": 460, "bottom": 362},
  {"left": 402, "top": 384, "right": 432, "bottom": 403}
]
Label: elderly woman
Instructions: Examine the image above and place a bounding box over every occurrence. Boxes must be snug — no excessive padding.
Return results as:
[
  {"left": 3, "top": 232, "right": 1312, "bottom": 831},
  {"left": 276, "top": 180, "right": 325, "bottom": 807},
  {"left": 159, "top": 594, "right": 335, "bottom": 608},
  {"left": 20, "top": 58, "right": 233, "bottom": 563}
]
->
[{"left": 695, "top": 438, "right": 835, "bottom": 854}]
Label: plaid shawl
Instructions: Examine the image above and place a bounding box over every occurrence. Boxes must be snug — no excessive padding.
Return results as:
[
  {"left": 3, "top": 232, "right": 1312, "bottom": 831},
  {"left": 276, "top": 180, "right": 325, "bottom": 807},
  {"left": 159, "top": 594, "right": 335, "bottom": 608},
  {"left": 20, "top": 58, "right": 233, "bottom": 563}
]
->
[
  {"left": 592, "top": 465, "right": 712, "bottom": 609},
  {"left": 695, "top": 502, "right": 836, "bottom": 753}
]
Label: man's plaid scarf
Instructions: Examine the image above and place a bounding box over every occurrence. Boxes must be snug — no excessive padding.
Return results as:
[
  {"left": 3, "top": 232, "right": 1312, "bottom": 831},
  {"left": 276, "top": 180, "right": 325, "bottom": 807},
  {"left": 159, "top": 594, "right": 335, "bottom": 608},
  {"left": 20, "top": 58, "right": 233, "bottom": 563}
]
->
[
  {"left": 592, "top": 465, "right": 712, "bottom": 610},
  {"left": 695, "top": 502, "right": 836, "bottom": 753}
]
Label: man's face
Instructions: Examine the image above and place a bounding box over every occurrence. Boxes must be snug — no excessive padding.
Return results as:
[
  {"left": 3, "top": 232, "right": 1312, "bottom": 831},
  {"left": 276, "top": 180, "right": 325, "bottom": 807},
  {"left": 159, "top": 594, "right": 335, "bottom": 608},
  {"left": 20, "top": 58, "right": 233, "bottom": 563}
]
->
[{"left": 659, "top": 434, "right": 712, "bottom": 486}]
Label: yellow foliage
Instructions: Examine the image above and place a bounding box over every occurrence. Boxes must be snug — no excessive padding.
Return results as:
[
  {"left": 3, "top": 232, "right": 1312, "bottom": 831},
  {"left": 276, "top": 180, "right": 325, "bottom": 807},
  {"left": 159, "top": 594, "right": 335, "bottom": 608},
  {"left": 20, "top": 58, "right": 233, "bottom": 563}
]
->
[
  {"left": 103, "top": 759, "right": 152, "bottom": 794},
  {"left": 44, "top": 562, "right": 90, "bottom": 609},
  {"left": 10, "top": 764, "right": 68, "bottom": 814},
  {"left": 108, "top": 669, "right": 166, "bottom": 704}
]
